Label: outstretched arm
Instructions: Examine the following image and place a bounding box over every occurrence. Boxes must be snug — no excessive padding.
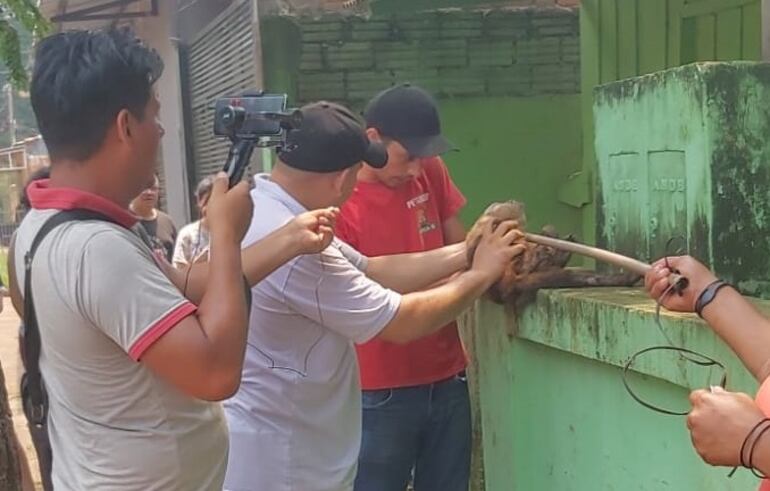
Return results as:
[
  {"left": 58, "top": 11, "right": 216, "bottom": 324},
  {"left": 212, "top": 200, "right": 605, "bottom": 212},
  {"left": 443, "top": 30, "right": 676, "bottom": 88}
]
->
[
  {"left": 365, "top": 242, "right": 467, "bottom": 293},
  {"left": 646, "top": 256, "right": 770, "bottom": 382},
  {"left": 162, "top": 208, "right": 337, "bottom": 304}
]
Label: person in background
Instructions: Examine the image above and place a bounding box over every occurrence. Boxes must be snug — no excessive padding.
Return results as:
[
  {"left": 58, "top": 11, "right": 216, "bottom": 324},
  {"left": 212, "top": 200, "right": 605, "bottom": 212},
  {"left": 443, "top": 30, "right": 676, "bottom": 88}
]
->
[
  {"left": 9, "top": 166, "right": 54, "bottom": 491},
  {"left": 173, "top": 176, "right": 213, "bottom": 268},
  {"left": 130, "top": 173, "right": 177, "bottom": 261}
]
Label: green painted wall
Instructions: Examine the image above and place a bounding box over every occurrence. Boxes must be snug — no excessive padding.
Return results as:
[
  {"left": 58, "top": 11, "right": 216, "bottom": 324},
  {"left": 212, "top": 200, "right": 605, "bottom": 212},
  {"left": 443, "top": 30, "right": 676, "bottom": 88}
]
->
[
  {"left": 580, "top": 0, "right": 762, "bottom": 251},
  {"left": 594, "top": 62, "right": 770, "bottom": 297},
  {"left": 594, "top": 64, "right": 715, "bottom": 267},
  {"left": 468, "top": 289, "right": 759, "bottom": 490},
  {"left": 441, "top": 95, "right": 583, "bottom": 234},
  {"left": 470, "top": 59, "right": 770, "bottom": 491},
  {"left": 260, "top": 8, "right": 583, "bottom": 231}
]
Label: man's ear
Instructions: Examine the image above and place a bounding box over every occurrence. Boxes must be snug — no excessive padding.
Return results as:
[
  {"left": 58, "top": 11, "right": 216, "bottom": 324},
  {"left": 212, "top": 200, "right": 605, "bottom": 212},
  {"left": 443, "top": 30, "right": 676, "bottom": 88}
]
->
[
  {"left": 331, "top": 168, "right": 348, "bottom": 194},
  {"left": 348, "top": 165, "right": 361, "bottom": 180},
  {"left": 365, "top": 127, "right": 382, "bottom": 142},
  {"left": 116, "top": 109, "right": 132, "bottom": 141},
  {"left": 331, "top": 166, "right": 357, "bottom": 194}
]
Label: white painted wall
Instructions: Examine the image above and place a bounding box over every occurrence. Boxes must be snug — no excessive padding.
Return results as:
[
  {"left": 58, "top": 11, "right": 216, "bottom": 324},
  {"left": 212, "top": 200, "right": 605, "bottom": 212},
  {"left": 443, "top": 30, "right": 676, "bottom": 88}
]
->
[{"left": 137, "top": 1, "right": 192, "bottom": 225}]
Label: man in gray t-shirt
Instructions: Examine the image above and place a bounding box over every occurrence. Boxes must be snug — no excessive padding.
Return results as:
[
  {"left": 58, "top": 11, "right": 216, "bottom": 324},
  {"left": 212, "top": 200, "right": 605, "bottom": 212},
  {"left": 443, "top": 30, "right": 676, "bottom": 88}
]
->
[
  {"left": 16, "top": 28, "right": 338, "bottom": 490},
  {"left": 224, "top": 102, "right": 525, "bottom": 491}
]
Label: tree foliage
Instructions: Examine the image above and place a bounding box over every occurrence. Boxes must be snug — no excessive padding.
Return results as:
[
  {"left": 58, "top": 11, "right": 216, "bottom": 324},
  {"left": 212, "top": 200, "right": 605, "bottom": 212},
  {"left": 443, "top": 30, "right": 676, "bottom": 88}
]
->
[{"left": 0, "top": 0, "right": 49, "bottom": 89}]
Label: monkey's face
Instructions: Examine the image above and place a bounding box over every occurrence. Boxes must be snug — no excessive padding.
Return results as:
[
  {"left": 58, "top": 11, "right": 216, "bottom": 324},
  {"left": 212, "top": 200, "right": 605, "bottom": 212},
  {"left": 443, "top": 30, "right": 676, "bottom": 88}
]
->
[{"left": 482, "top": 200, "right": 527, "bottom": 230}]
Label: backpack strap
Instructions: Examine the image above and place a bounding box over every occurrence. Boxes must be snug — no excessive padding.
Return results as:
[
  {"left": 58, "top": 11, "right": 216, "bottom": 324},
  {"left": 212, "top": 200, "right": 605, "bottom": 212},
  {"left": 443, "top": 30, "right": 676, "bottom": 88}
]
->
[{"left": 23, "top": 209, "right": 117, "bottom": 427}]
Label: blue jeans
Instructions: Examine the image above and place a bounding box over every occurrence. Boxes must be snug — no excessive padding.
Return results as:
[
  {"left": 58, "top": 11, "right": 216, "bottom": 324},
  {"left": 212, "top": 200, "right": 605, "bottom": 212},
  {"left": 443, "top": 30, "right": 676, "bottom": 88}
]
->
[{"left": 354, "top": 373, "right": 471, "bottom": 491}]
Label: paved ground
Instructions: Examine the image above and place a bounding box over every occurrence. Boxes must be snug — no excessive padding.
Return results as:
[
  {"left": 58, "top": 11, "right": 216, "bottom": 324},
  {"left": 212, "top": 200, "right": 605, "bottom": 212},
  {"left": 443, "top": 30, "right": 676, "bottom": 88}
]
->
[
  {"left": 0, "top": 304, "right": 478, "bottom": 491},
  {"left": 0, "top": 305, "right": 42, "bottom": 490}
]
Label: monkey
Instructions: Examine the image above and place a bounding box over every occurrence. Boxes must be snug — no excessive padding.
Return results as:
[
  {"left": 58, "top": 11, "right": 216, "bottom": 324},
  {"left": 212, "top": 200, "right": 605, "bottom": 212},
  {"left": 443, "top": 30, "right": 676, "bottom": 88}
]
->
[{"left": 467, "top": 201, "right": 640, "bottom": 310}]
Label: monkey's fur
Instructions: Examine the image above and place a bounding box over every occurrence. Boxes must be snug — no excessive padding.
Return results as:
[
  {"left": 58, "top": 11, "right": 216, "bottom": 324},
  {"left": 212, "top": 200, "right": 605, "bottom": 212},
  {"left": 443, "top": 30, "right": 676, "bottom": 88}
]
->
[{"left": 466, "top": 201, "right": 640, "bottom": 309}]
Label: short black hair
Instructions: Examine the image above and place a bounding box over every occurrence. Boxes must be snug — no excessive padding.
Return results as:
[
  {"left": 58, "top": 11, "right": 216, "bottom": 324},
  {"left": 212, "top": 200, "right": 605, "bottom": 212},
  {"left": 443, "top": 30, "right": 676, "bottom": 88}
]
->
[{"left": 31, "top": 27, "right": 164, "bottom": 162}]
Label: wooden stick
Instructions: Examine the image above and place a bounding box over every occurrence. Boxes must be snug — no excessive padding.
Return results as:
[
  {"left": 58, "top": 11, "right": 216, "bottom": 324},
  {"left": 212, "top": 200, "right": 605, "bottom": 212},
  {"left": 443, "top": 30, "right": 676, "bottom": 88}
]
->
[{"left": 524, "top": 233, "right": 652, "bottom": 275}]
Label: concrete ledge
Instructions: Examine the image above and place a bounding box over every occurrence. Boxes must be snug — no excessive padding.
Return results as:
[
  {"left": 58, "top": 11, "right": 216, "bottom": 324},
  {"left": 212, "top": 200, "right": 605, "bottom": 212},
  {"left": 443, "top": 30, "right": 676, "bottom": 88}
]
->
[{"left": 479, "top": 287, "right": 758, "bottom": 393}]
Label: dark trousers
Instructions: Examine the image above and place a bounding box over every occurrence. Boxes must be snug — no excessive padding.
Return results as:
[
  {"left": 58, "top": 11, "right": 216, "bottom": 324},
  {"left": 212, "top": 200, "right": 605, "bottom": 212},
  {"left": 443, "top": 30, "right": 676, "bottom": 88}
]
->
[{"left": 354, "top": 373, "right": 471, "bottom": 491}]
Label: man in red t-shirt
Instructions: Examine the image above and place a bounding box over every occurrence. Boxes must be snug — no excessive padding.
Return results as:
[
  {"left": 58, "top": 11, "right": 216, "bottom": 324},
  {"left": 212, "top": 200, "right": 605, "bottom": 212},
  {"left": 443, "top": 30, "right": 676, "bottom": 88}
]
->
[{"left": 336, "top": 84, "right": 470, "bottom": 491}]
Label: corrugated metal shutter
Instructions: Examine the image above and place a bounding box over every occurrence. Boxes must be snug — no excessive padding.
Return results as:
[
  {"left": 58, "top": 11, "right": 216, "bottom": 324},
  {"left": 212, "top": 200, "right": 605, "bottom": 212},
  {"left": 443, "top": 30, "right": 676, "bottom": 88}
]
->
[{"left": 186, "top": 0, "right": 260, "bottom": 180}]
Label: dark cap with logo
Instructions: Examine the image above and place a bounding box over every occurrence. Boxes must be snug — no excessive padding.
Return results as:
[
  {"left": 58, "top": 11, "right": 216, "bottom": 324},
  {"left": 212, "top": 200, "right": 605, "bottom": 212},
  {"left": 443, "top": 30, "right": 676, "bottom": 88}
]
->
[
  {"left": 278, "top": 101, "right": 388, "bottom": 173},
  {"left": 364, "top": 84, "right": 454, "bottom": 158}
]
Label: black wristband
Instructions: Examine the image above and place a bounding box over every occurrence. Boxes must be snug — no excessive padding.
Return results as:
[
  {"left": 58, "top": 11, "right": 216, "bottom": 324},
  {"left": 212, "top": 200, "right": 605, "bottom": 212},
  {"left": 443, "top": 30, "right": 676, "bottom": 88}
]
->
[
  {"left": 695, "top": 280, "right": 731, "bottom": 318},
  {"left": 741, "top": 418, "right": 770, "bottom": 469},
  {"left": 749, "top": 420, "right": 770, "bottom": 478}
]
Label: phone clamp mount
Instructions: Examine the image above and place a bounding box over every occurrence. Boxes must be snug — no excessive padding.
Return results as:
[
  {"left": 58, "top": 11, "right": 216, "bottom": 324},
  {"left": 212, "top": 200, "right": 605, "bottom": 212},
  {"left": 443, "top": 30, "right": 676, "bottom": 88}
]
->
[{"left": 213, "top": 91, "right": 302, "bottom": 187}]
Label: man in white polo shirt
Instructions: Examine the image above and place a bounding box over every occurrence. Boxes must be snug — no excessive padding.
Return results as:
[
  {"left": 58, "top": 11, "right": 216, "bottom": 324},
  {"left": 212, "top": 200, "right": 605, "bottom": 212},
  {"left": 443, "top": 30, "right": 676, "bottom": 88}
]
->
[{"left": 223, "top": 101, "right": 524, "bottom": 491}]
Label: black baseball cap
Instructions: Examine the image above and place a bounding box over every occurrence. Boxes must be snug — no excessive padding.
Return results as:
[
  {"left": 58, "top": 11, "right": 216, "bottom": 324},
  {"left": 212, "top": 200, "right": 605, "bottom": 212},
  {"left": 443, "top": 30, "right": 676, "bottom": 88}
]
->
[
  {"left": 364, "top": 84, "right": 454, "bottom": 158},
  {"left": 278, "top": 101, "right": 388, "bottom": 173}
]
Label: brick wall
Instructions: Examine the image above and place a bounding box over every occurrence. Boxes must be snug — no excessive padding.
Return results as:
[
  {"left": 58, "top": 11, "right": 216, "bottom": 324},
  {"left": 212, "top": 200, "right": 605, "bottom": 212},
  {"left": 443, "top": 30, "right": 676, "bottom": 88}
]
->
[
  {"left": 263, "top": 0, "right": 580, "bottom": 15},
  {"left": 284, "top": 7, "right": 580, "bottom": 107}
]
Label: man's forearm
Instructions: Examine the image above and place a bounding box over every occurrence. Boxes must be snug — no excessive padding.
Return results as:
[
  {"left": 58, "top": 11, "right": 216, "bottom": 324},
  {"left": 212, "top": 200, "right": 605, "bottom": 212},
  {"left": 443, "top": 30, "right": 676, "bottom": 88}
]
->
[
  {"left": 366, "top": 242, "right": 467, "bottom": 293},
  {"left": 378, "top": 269, "right": 490, "bottom": 343},
  {"left": 702, "top": 287, "right": 770, "bottom": 381},
  {"left": 241, "top": 227, "right": 302, "bottom": 285},
  {"left": 172, "top": 225, "right": 303, "bottom": 304},
  {"left": 194, "top": 232, "right": 249, "bottom": 383}
]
